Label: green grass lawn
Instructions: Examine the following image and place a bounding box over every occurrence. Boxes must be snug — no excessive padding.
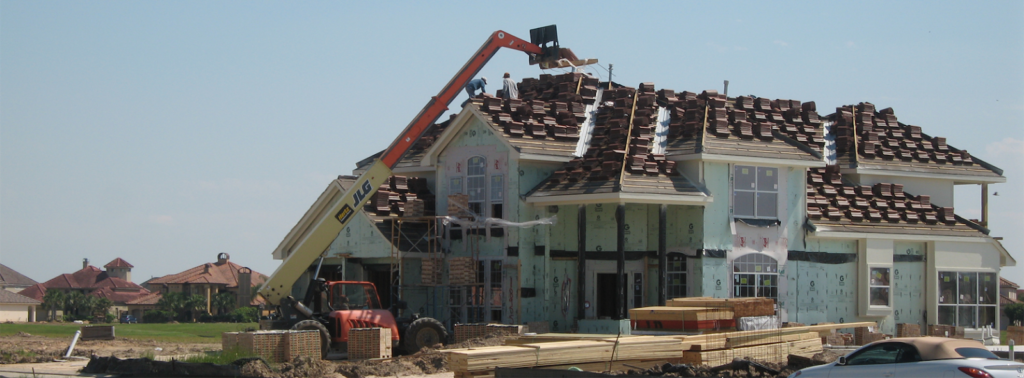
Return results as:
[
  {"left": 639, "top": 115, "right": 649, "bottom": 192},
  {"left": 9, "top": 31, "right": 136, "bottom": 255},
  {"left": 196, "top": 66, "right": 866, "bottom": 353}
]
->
[{"left": 0, "top": 322, "right": 258, "bottom": 344}]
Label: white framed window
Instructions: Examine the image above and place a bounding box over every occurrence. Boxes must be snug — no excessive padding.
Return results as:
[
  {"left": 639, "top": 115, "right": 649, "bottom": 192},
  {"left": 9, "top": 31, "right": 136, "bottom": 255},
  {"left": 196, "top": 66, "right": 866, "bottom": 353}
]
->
[
  {"left": 869, "top": 267, "right": 891, "bottom": 307},
  {"left": 733, "top": 165, "right": 778, "bottom": 219},
  {"left": 449, "top": 177, "right": 463, "bottom": 195},
  {"left": 467, "top": 156, "right": 486, "bottom": 215},
  {"left": 732, "top": 253, "right": 779, "bottom": 301},
  {"left": 938, "top": 272, "right": 997, "bottom": 328},
  {"left": 667, "top": 254, "right": 686, "bottom": 300}
]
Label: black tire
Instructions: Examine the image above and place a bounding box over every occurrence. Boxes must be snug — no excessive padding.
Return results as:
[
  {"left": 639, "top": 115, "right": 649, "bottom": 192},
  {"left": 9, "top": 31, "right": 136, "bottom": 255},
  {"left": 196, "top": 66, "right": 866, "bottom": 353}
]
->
[
  {"left": 292, "top": 319, "right": 330, "bottom": 359},
  {"left": 403, "top": 317, "right": 447, "bottom": 354}
]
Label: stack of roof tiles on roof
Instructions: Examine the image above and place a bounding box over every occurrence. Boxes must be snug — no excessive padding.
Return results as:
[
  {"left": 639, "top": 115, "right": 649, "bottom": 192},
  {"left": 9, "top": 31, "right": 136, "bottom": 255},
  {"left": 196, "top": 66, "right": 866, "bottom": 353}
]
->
[
  {"left": 806, "top": 165, "right": 983, "bottom": 237},
  {"left": 662, "top": 91, "right": 825, "bottom": 161},
  {"left": 472, "top": 72, "right": 599, "bottom": 157},
  {"left": 529, "top": 82, "right": 705, "bottom": 198},
  {"left": 829, "top": 103, "right": 1001, "bottom": 178}
]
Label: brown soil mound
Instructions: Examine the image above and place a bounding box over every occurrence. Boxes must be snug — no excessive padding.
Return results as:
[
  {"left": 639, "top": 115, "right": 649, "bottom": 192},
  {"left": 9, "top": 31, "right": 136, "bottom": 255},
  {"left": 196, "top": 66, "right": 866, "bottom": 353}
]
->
[{"left": 0, "top": 334, "right": 219, "bottom": 363}]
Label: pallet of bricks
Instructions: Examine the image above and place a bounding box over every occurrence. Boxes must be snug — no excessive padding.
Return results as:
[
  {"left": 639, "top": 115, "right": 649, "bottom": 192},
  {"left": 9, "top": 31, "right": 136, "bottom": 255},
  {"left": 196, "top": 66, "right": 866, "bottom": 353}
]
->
[
  {"left": 349, "top": 328, "right": 392, "bottom": 360},
  {"left": 630, "top": 297, "right": 775, "bottom": 331},
  {"left": 222, "top": 330, "right": 321, "bottom": 363},
  {"left": 449, "top": 256, "right": 476, "bottom": 285},
  {"left": 446, "top": 322, "right": 876, "bottom": 377},
  {"left": 421, "top": 257, "right": 442, "bottom": 285},
  {"left": 454, "top": 323, "right": 525, "bottom": 343},
  {"left": 926, "top": 324, "right": 965, "bottom": 339}
]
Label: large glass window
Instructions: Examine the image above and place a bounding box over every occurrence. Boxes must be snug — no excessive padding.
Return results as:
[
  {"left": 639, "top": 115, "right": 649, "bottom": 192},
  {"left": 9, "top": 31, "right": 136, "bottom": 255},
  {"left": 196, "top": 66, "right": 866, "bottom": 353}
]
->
[
  {"left": 667, "top": 254, "right": 687, "bottom": 300},
  {"left": 938, "top": 271, "right": 997, "bottom": 328},
  {"left": 467, "top": 156, "right": 486, "bottom": 215},
  {"left": 733, "top": 166, "right": 778, "bottom": 219},
  {"left": 733, "top": 253, "right": 779, "bottom": 301}
]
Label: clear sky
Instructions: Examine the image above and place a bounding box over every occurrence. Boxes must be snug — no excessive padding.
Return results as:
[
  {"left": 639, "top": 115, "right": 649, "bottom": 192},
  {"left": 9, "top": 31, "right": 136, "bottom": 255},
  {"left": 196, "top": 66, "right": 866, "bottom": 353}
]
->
[{"left": 2, "top": 1, "right": 1022, "bottom": 285}]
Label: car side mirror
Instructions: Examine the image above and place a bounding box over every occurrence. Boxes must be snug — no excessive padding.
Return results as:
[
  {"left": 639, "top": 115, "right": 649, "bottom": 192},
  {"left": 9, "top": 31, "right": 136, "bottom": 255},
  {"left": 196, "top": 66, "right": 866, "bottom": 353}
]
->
[{"left": 836, "top": 356, "right": 847, "bottom": 366}]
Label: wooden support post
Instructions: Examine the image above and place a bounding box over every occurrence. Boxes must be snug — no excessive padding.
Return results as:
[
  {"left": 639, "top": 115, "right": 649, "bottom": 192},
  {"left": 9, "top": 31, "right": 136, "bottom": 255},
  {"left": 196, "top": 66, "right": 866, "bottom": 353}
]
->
[
  {"left": 616, "top": 204, "right": 626, "bottom": 320},
  {"left": 577, "top": 204, "right": 587, "bottom": 321},
  {"left": 658, "top": 204, "right": 668, "bottom": 306},
  {"left": 982, "top": 183, "right": 989, "bottom": 227}
]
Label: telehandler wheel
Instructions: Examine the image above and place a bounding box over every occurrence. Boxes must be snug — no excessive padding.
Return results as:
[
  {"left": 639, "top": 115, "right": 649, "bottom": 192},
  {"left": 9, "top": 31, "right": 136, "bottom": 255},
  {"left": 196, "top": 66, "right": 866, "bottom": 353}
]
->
[
  {"left": 403, "top": 317, "right": 447, "bottom": 354},
  {"left": 292, "top": 319, "right": 330, "bottom": 358}
]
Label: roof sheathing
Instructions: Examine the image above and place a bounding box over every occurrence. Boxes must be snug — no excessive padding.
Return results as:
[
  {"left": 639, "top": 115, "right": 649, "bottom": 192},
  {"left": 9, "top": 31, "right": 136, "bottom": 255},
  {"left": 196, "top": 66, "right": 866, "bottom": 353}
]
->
[
  {"left": 806, "top": 165, "right": 985, "bottom": 237},
  {"left": 829, "top": 103, "right": 1003, "bottom": 178}
]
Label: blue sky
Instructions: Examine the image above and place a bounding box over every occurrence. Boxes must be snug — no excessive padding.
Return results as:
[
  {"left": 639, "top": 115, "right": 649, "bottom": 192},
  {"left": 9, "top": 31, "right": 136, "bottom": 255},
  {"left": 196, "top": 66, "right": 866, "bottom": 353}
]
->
[{"left": 2, "top": 1, "right": 1022, "bottom": 285}]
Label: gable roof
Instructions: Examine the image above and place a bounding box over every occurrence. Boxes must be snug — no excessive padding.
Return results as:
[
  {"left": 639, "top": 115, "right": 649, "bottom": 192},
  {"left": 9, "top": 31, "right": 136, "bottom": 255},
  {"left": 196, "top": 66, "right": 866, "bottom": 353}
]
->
[
  {"left": 1001, "top": 277, "right": 1019, "bottom": 289},
  {"left": 104, "top": 258, "right": 134, "bottom": 269},
  {"left": 805, "top": 165, "right": 988, "bottom": 238},
  {"left": 826, "top": 103, "right": 1004, "bottom": 183},
  {"left": 91, "top": 286, "right": 151, "bottom": 303},
  {"left": 147, "top": 257, "right": 267, "bottom": 288},
  {"left": 0, "top": 290, "right": 40, "bottom": 305},
  {"left": 16, "top": 284, "right": 47, "bottom": 301},
  {"left": 0, "top": 264, "right": 38, "bottom": 288}
]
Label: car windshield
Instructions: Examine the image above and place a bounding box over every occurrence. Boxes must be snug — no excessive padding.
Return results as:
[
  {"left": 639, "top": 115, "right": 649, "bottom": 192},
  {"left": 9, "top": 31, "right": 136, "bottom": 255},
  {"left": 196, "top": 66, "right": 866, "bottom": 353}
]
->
[
  {"left": 331, "top": 283, "right": 382, "bottom": 310},
  {"left": 955, "top": 347, "right": 1000, "bottom": 359}
]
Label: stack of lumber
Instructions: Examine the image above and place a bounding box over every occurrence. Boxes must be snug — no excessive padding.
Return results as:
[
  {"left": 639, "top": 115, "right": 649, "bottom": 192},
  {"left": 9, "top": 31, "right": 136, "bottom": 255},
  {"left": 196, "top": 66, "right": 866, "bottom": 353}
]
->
[
  {"left": 630, "top": 306, "right": 735, "bottom": 331},
  {"left": 446, "top": 322, "right": 876, "bottom": 377},
  {"left": 667, "top": 297, "right": 776, "bottom": 319},
  {"left": 449, "top": 257, "right": 476, "bottom": 285}
]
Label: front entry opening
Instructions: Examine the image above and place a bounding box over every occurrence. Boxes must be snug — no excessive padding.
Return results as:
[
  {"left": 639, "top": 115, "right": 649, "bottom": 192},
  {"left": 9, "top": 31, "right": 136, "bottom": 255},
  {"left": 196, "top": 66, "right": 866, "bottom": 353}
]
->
[{"left": 596, "top": 273, "right": 617, "bottom": 319}]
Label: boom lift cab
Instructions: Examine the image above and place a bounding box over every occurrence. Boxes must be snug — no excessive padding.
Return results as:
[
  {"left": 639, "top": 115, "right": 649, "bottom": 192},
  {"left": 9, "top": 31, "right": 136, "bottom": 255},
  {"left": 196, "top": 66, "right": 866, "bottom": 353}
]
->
[{"left": 259, "top": 25, "right": 594, "bottom": 358}]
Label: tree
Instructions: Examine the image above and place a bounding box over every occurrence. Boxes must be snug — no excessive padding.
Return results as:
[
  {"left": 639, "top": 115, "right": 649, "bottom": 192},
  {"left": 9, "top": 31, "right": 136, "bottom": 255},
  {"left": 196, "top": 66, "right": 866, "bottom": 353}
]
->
[
  {"left": 212, "top": 292, "right": 236, "bottom": 315},
  {"left": 157, "top": 292, "right": 187, "bottom": 320},
  {"left": 63, "top": 291, "right": 86, "bottom": 319},
  {"left": 92, "top": 297, "right": 114, "bottom": 321},
  {"left": 185, "top": 294, "right": 208, "bottom": 322},
  {"left": 1006, "top": 303, "right": 1024, "bottom": 326},
  {"left": 42, "top": 289, "right": 65, "bottom": 321}
]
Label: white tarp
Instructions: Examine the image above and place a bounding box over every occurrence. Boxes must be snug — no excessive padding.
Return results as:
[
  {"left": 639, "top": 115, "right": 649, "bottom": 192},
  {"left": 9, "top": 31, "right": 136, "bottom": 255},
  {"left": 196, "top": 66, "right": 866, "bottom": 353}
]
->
[
  {"left": 651, "top": 106, "right": 670, "bottom": 154},
  {"left": 737, "top": 315, "right": 781, "bottom": 331}
]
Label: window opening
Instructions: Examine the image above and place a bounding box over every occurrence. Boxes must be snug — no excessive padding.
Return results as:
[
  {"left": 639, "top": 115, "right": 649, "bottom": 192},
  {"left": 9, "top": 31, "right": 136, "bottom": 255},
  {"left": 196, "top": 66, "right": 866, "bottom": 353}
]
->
[
  {"left": 733, "top": 253, "right": 779, "bottom": 301},
  {"left": 733, "top": 165, "right": 778, "bottom": 219}
]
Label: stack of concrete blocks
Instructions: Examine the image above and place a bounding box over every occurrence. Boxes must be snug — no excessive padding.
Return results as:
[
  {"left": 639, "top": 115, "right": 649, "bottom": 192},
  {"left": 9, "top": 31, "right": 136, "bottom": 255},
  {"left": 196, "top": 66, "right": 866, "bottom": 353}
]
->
[
  {"left": 447, "top": 194, "right": 471, "bottom": 218},
  {"left": 1007, "top": 326, "right": 1024, "bottom": 345},
  {"left": 421, "top": 257, "right": 442, "bottom": 285},
  {"left": 854, "top": 327, "right": 888, "bottom": 345},
  {"left": 927, "top": 324, "right": 965, "bottom": 338},
  {"left": 896, "top": 323, "right": 922, "bottom": 338},
  {"left": 454, "top": 323, "right": 491, "bottom": 343},
  {"left": 824, "top": 332, "right": 854, "bottom": 346},
  {"left": 222, "top": 330, "right": 321, "bottom": 362},
  {"left": 449, "top": 256, "right": 476, "bottom": 285},
  {"left": 348, "top": 327, "right": 392, "bottom": 360}
]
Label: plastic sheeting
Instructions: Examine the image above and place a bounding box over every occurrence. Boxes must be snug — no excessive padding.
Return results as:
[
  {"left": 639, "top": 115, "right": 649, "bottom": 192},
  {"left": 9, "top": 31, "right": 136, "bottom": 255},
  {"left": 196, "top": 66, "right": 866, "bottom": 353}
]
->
[
  {"left": 737, "top": 315, "right": 781, "bottom": 331},
  {"left": 574, "top": 88, "right": 605, "bottom": 157},
  {"left": 651, "top": 106, "right": 670, "bottom": 155}
]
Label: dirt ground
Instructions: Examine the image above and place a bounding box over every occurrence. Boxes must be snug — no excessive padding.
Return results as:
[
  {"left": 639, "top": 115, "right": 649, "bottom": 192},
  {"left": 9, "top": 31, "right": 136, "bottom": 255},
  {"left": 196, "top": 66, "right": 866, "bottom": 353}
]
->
[
  {"left": 0, "top": 331, "right": 220, "bottom": 363},
  {"left": 0, "top": 331, "right": 859, "bottom": 378}
]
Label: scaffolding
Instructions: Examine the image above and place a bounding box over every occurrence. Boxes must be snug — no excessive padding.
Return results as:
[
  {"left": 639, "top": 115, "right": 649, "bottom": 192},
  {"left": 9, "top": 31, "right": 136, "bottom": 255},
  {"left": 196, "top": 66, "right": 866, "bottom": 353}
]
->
[{"left": 388, "top": 216, "right": 447, "bottom": 321}]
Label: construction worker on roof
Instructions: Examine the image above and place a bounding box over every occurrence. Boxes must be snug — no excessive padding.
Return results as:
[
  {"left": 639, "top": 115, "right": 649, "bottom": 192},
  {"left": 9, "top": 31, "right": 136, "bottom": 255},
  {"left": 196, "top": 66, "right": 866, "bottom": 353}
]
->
[
  {"left": 465, "top": 77, "right": 487, "bottom": 97},
  {"left": 502, "top": 72, "right": 518, "bottom": 100}
]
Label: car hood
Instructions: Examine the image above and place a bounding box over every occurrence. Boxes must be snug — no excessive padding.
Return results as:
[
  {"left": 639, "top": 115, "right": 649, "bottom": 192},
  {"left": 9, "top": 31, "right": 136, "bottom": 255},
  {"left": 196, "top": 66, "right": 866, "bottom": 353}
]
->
[{"left": 790, "top": 362, "right": 834, "bottom": 377}]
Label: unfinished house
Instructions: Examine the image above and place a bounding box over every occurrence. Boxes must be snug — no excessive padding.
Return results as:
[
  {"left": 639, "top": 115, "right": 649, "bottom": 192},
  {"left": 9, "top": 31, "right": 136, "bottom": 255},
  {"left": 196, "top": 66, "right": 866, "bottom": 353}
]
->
[{"left": 273, "top": 73, "right": 1013, "bottom": 335}]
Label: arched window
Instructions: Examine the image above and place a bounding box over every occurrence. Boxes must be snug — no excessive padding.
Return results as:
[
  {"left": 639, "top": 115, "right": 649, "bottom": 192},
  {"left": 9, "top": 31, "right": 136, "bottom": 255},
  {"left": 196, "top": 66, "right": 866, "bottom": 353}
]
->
[
  {"left": 733, "top": 253, "right": 779, "bottom": 300},
  {"left": 466, "top": 156, "right": 486, "bottom": 215}
]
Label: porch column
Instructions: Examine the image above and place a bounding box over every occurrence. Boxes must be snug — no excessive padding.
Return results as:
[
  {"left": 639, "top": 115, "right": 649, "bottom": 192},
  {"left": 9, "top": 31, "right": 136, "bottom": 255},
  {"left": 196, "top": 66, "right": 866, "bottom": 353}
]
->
[
  {"left": 577, "top": 204, "right": 587, "bottom": 321},
  {"left": 658, "top": 204, "right": 668, "bottom": 306},
  {"left": 616, "top": 204, "right": 626, "bottom": 320}
]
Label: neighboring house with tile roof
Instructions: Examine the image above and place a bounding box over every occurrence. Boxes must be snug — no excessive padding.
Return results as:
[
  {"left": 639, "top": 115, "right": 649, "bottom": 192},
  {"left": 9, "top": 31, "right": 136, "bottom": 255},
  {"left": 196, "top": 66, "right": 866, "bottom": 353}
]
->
[
  {"left": 19, "top": 258, "right": 150, "bottom": 320},
  {"left": 1000, "top": 277, "right": 1021, "bottom": 329},
  {"left": 272, "top": 73, "right": 1014, "bottom": 334},
  {"left": 143, "top": 253, "right": 268, "bottom": 318},
  {"left": 0, "top": 264, "right": 38, "bottom": 293},
  {"left": 0, "top": 289, "right": 41, "bottom": 322}
]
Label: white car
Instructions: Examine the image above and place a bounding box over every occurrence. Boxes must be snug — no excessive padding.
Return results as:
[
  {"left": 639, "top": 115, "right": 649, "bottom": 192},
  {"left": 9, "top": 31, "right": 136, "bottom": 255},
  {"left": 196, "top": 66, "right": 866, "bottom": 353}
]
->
[{"left": 790, "top": 337, "right": 1024, "bottom": 378}]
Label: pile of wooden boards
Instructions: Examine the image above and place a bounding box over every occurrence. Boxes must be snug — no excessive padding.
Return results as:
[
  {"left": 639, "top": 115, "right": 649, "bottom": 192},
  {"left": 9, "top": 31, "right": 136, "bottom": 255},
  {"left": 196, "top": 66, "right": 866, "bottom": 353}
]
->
[
  {"left": 445, "top": 322, "right": 876, "bottom": 378},
  {"left": 454, "top": 324, "right": 525, "bottom": 343},
  {"left": 629, "top": 297, "right": 775, "bottom": 331}
]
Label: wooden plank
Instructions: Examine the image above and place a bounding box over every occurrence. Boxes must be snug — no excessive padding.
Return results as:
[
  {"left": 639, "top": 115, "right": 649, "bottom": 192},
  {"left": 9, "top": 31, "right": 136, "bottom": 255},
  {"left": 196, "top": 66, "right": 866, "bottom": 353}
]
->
[
  {"left": 725, "top": 331, "right": 818, "bottom": 349},
  {"left": 629, "top": 306, "right": 735, "bottom": 321}
]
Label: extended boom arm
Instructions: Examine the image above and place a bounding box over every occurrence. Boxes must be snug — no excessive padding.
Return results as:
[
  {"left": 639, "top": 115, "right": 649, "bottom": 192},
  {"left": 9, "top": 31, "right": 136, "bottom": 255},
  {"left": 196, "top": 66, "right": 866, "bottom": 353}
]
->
[{"left": 260, "top": 28, "right": 552, "bottom": 306}]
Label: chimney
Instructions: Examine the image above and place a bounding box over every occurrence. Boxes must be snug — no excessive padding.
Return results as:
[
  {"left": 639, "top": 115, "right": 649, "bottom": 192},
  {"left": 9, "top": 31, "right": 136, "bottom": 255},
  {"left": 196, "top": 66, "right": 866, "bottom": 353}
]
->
[
  {"left": 217, "top": 252, "right": 229, "bottom": 264},
  {"left": 83, "top": 258, "right": 89, "bottom": 269}
]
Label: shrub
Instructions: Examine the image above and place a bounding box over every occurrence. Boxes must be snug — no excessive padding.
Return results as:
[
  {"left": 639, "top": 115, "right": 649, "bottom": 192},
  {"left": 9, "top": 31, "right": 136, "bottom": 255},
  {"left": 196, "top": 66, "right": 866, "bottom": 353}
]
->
[
  {"left": 229, "top": 307, "right": 259, "bottom": 323},
  {"left": 143, "top": 310, "right": 176, "bottom": 323},
  {"left": 1006, "top": 303, "right": 1024, "bottom": 326}
]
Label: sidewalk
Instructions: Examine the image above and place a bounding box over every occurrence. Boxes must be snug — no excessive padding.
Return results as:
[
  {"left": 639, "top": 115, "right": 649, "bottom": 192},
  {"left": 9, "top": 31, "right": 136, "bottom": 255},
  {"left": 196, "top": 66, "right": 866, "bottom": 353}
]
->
[{"left": 0, "top": 359, "right": 114, "bottom": 378}]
